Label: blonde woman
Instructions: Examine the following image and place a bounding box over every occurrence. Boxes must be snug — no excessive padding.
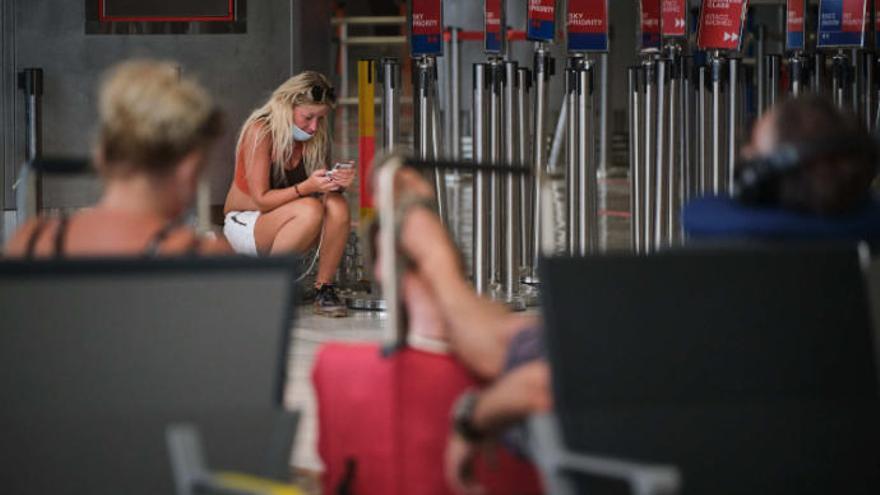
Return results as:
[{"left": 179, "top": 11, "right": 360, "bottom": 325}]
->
[
  {"left": 223, "top": 72, "right": 354, "bottom": 317},
  {"left": 6, "top": 60, "right": 230, "bottom": 257}
]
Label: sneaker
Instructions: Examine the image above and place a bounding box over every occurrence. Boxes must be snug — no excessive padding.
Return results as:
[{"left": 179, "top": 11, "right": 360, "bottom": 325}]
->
[{"left": 313, "top": 283, "right": 349, "bottom": 318}]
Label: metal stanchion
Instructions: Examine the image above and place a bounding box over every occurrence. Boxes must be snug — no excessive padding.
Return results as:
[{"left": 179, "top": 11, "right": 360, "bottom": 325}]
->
[
  {"left": 598, "top": 53, "right": 609, "bottom": 179},
  {"left": 653, "top": 59, "right": 667, "bottom": 249},
  {"left": 413, "top": 57, "right": 447, "bottom": 223},
  {"left": 789, "top": 54, "right": 805, "bottom": 97},
  {"left": 813, "top": 52, "right": 826, "bottom": 95},
  {"left": 502, "top": 60, "right": 521, "bottom": 305},
  {"left": 767, "top": 55, "right": 780, "bottom": 110},
  {"left": 727, "top": 57, "right": 740, "bottom": 194},
  {"left": 488, "top": 59, "right": 503, "bottom": 286},
  {"left": 665, "top": 51, "right": 681, "bottom": 245},
  {"left": 642, "top": 59, "right": 656, "bottom": 252},
  {"left": 697, "top": 65, "right": 708, "bottom": 195},
  {"left": 19, "top": 68, "right": 42, "bottom": 163},
  {"left": 472, "top": 63, "right": 490, "bottom": 295},
  {"left": 757, "top": 25, "right": 767, "bottom": 114},
  {"left": 517, "top": 67, "right": 532, "bottom": 269},
  {"left": 414, "top": 58, "right": 433, "bottom": 161},
  {"left": 380, "top": 58, "right": 400, "bottom": 153},
  {"left": 709, "top": 54, "right": 724, "bottom": 195},
  {"left": 577, "top": 60, "right": 596, "bottom": 254},
  {"left": 527, "top": 46, "right": 553, "bottom": 283},
  {"left": 451, "top": 29, "right": 461, "bottom": 160},
  {"left": 628, "top": 66, "right": 642, "bottom": 254},
  {"left": 17, "top": 68, "right": 44, "bottom": 222},
  {"left": 565, "top": 59, "right": 581, "bottom": 255},
  {"left": 865, "top": 52, "right": 874, "bottom": 130},
  {"left": 852, "top": 48, "right": 862, "bottom": 118},
  {"left": 679, "top": 57, "right": 692, "bottom": 210},
  {"left": 832, "top": 51, "right": 848, "bottom": 110}
]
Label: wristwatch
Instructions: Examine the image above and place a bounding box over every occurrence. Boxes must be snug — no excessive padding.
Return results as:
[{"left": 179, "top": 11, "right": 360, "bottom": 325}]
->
[{"left": 451, "top": 390, "right": 486, "bottom": 443}]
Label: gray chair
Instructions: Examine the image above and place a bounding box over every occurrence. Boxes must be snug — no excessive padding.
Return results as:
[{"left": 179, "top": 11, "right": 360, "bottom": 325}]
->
[
  {"left": 0, "top": 256, "right": 299, "bottom": 495},
  {"left": 536, "top": 245, "right": 880, "bottom": 495}
]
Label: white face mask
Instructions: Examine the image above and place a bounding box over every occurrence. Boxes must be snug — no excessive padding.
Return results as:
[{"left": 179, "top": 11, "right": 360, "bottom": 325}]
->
[{"left": 291, "top": 123, "right": 314, "bottom": 142}]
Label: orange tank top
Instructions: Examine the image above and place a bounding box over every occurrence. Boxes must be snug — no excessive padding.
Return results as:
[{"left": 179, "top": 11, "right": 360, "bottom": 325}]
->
[{"left": 233, "top": 143, "right": 252, "bottom": 195}]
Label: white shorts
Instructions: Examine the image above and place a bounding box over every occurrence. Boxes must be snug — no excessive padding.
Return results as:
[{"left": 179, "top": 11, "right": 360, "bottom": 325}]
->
[{"left": 223, "top": 211, "right": 260, "bottom": 256}]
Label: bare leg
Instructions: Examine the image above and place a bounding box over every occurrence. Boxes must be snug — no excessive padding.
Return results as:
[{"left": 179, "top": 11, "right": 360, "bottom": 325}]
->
[
  {"left": 315, "top": 192, "right": 351, "bottom": 285},
  {"left": 253, "top": 197, "right": 324, "bottom": 255}
]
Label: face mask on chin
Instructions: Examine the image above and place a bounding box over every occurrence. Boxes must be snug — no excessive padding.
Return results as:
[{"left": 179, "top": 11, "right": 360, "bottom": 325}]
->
[{"left": 291, "top": 124, "right": 314, "bottom": 142}]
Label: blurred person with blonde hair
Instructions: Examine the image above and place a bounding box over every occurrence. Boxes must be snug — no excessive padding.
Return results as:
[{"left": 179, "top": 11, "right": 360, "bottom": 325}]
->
[
  {"left": 223, "top": 71, "right": 354, "bottom": 317},
  {"left": 5, "top": 59, "right": 230, "bottom": 258}
]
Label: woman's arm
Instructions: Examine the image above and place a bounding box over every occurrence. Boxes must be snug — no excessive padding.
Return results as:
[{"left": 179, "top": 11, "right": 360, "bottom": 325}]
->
[{"left": 242, "top": 127, "right": 319, "bottom": 212}]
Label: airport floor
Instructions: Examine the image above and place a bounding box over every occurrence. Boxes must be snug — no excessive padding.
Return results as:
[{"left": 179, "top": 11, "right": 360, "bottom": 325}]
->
[{"left": 284, "top": 309, "right": 385, "bottom": 474}]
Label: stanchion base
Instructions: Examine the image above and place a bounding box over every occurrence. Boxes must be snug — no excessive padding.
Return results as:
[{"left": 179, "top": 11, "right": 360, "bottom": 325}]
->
[
  {"left": 504, "top": 297, "right": 528, "bottom": 312},
  {"left": 488, "top": 285, "right": 531, "bottom": 312},
  {"left": 345, "top": 292, "right": 387, "bottom": 311},
  {"left": 521, "top": 276, "right": 541, "bottom": 286},
  {"left": 518, "top": 283, "right": 541, "bottom": 307}
]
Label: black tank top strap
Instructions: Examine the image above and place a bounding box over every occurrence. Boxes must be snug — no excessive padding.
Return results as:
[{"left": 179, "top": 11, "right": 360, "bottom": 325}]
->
[
  {"left": 142, "top": 217, "right": 207, "bottom": 257},
  {"left": 142, "top": 217, "right": 184, "bottom": 258},
  {"left": 291, "top": 163, "right": 308, "bottom": 184},
  {"left": 53, "top": 212, "right": 69, "bottom": 259},
  {"left": 24, "top": 218, "right": 49, "bottom": 260},
  {"left": 185, "top": 236, "right": 202, "bottom": 256}
]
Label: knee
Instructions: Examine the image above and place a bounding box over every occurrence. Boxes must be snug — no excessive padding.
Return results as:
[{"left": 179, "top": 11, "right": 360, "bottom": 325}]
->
[
  {"left": 324, "top": 193, "right": 350, "bottom": 224},
  {"left": 300, "top": 197, "right": 325, "bottom": 223}
]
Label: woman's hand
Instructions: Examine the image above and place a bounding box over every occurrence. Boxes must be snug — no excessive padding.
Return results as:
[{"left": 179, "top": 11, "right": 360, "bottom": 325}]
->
[
  {"left": 444, "top": 433, "right": 486, "bottom": 495},
  {"left": 328, "top": 164, "right": 356, "bottom": 191},
  {"left": 301, "top": 169, "right": 339, "bottom": 195}
]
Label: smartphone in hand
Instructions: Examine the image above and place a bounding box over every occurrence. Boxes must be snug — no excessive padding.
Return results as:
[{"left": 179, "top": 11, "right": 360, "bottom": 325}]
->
[{"left": 332, "top": 161, "right": 354, "bottom": 171}]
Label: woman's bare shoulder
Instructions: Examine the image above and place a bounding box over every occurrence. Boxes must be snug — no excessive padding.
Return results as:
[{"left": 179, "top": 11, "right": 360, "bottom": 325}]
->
[{"left": 4, "top": 218, "right": 47, "bottom": 258}]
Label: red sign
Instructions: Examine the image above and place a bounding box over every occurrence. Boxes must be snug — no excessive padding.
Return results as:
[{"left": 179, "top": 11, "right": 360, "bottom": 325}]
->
[
  {"left": 529, "top": 0, "right": 556, "bottom": 21},
  {"left": 485, "top": 0, "right": 504, "bottom": 53},
  {"left": 786, "top": 0, "right": 806, "bottom": 50},
  {"left": 697, "top": 0, "right": 749, "bottom": 51},
  {"left": 661, "top": 0, "right": 688, "bottom": 37},
  {"left": 411, "top": 0, "right": 443, "bottom": 56},
  {"left": 640, "top": 0, "right": 662, "bottom": 50},
  {"left": 841, "top": 0, "right": 867, "bottom": 33},
  {"left": 567, "top": 0, "right": 609, "bottom": 51},
  {"left": 527, "top": 0, "right": 557, "bottom": 41}
]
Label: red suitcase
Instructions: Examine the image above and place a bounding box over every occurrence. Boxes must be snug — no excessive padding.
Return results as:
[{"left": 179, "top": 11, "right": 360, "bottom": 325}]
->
[{"left": 313, "top": 342, "right": 543, "bottom": 495}]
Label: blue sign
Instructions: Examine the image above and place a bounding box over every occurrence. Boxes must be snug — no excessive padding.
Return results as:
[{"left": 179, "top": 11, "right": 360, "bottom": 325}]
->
[{"left": 817, "top": 0, "right": 867, "bottom": 48}]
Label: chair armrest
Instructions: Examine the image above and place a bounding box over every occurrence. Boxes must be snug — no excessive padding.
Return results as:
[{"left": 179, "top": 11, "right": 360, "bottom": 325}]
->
[{"left": 528, "top": 413, "right": 681, "bottom": 495}]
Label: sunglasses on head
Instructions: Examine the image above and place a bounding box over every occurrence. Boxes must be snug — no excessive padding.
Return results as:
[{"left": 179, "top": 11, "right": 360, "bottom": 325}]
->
[{"left": 309, "top": 84, "right": 336, "bottom": 104}]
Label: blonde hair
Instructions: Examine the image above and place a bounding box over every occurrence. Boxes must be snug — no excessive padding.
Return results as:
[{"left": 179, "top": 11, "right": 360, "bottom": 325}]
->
[
  {"left": 97, "top": 59, "right": 222, "bottom": 177},
  {"left": 236, "top": 71, "right": 335, "bottom": 185}
]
